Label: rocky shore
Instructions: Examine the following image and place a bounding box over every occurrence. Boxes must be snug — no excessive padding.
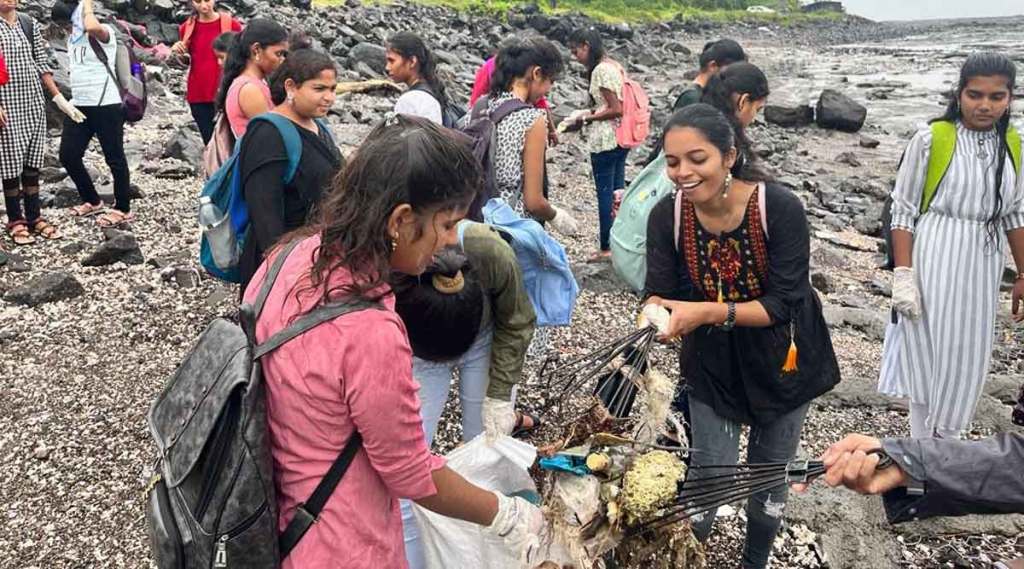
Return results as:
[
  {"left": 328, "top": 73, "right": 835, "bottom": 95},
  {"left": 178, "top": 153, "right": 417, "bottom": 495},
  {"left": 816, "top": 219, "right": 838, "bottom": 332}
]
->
[{"left": 0, "top": 1, "right": 1022, "bottom": 567}]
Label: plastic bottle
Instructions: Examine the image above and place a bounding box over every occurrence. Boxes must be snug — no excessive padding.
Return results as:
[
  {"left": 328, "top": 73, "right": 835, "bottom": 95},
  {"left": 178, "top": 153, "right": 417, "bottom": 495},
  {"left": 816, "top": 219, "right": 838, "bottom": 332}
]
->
[{"left": 199, "top": 196, "right": 236, "bottom": 269}]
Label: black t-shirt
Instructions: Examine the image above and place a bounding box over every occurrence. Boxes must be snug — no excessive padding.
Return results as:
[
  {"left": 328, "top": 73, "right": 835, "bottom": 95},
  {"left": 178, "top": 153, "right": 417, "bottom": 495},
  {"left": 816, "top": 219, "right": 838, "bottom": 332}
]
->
[
  {"left": 237, "top": 117, "right": 343, "bottom": 293},
  {"left": 644, "top": 182, "right": 841, "bottom": 424}
]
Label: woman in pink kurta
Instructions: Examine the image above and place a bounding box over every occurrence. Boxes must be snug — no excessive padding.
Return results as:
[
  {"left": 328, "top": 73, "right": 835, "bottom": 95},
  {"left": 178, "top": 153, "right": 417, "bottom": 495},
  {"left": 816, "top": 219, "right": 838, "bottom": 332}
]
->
[{"left": 242, "top": 114, "right": 544, "bottom": 569}]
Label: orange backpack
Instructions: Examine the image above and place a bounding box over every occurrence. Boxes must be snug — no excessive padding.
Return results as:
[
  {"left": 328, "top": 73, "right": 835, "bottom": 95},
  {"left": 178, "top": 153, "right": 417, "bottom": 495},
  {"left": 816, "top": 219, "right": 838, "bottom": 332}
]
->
[{"left": 180, "top": 12, "right": 233, "bottom": 50}]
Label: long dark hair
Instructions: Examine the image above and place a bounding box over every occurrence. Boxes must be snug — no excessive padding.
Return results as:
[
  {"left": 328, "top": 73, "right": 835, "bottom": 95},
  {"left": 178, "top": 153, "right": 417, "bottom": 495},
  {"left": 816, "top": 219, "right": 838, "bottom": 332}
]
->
[
  {"left": 933, "top": 52, "right": 1017, "bottom": 246},
  {"left": 393, "top": 247, "right": 484, "bottom": 361},
  {"left": 701, "top": 62, "right": 770, "bottom": 180},
  {"left": 663, "top": 103, "right": 767, "bottom": 183},
  {"left": 489, "top": 37, "right": 565, "bottom": 98},
  {"left": 567, "top": 27, "right": 606, "bottom": 81},
  {"left": 387, "top": 32, "right": 449, "bottom": 109},
  {"left": 268, "top": 49, "right": 336, "bottom": 106},
  {"left": 300, "top": 115, "right": 481, "bottom": 304},
  {"left": 215, "top": 18, "right": 288, "bottom": 111},
  {"left": 698, "top": 39, "right": 747, "bottom": 72}
]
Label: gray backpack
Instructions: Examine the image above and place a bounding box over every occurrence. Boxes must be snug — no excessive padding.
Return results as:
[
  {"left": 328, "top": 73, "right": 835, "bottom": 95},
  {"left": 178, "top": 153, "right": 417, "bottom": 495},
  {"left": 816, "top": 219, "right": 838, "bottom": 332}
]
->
[{"left": 145, "top": 239, "right": 378, "bottom": 568}]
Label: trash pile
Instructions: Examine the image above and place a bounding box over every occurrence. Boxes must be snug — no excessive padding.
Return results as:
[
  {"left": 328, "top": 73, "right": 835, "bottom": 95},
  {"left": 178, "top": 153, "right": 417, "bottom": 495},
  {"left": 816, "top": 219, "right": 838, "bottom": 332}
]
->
[{"left": 526, "top": 326, "right": 707, "bottom": 569}]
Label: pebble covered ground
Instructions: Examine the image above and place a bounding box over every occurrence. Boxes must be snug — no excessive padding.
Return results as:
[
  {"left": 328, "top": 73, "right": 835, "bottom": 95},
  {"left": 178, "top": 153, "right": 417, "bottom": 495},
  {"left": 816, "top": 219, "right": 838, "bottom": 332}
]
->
[{"left": 1, "top": 8, "right": 1023, "bottom": 569}]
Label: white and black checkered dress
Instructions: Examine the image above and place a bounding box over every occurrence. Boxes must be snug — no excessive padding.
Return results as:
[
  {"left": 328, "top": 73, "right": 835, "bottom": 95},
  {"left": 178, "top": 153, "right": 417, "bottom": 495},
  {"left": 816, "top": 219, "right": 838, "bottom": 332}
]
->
[{"left": 0, "top": 15, "right": 51, "bottom": 181}]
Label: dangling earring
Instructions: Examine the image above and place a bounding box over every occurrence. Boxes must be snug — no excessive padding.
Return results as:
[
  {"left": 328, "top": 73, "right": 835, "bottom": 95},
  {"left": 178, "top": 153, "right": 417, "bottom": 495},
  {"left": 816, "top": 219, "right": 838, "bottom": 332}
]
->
[
  {"left": 722, "top": 172, "right": 733, "bottom": 199},
  {"left": 390, "top": 233, "right": 399, "bottom": 252},
  {"left": 287, "top": 92, "right": 295, "bottom": 105}
]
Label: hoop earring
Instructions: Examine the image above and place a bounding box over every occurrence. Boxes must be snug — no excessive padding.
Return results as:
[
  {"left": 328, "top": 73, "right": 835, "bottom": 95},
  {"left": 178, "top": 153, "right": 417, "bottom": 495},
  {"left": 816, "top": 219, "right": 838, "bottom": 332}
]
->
[{"left": 722, "top": 172, "right": 733, "bottom": 199}]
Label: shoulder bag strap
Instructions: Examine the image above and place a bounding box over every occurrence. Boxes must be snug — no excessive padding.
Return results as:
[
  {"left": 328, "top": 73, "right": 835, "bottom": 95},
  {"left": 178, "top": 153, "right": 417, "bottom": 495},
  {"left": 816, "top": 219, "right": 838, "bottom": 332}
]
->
[
  {"left": 88, "top": 32, "right": 122, "bottom": 103},
  {"left": 267, "top": 299, "right": 380, "bottom": 559},
  {"left": 490, "top": 98, "right": 531, "bottom": 124},
  {"left": 219, "top": 12, "right": 233, "bottom": 34},
  {"left": 17, "top": 13, "right": 34, "bottom": 44},
  {"left": 251, "top": 238, "right": 304, "bottom": 319},
  {"left": 180, "top": 16, "right": 197, "bottom": 49},
  {"left": 253, "top": 113, "right": 305, "bottom": 184}
]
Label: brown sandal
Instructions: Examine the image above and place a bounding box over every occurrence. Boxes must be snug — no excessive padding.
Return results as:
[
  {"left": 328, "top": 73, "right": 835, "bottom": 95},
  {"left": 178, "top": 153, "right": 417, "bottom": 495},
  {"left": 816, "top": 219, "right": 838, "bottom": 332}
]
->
[
  {"left": 69, "top": 202, "right": 106, "bottom": 217},
  {"left": 7, "top": 221, "right": 35, "bottom": 246},
  {"left": 96, "top": 210, "right": 134, "bottom": 228},
  {"left": 30, "top": 219, "right": 62, "bottom": 240}
]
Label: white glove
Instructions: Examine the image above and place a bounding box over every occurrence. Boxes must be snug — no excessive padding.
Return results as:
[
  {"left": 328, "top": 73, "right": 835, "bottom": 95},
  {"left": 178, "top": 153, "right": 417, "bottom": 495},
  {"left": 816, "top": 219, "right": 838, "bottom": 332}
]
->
[
  {"left": 481, "top": 397, "right": 517, "bottom": 443},
  {"left": 892, "top": 266, "right": 922, "bottom": 320},
  {"left": 638, "top": 304, "right": 671, "bottom": 335},
  {"left": 52, "top": 94, "right": 85, "bottom": 123},
  {"left": 485, "top": 492, "right": 545, "bottom": 565},
  {"left": 548, "top": 206, "right": 579, "bottom": 236}
]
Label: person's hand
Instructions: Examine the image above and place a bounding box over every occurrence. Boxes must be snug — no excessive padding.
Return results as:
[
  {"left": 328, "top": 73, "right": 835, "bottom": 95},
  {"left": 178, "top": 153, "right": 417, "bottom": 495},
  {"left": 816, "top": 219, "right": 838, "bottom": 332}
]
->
[
  {"left": 481, "top": 397, "right": 517, "bottom": 443},
  {"left": 892, "top": 267, "right": 921, "bottom": 320},
  {"left": 52, "top": 94, "right": 85, "bottom": 123},
  {"left": 171, "top": 41, "right": 188, "bottom": 55},
  {"left": 547, "top": 129, "right": 560, "bottom": 147},
  {"left": 0, "top": 106, "right": 7, "bottom": 129},
  {"left": 548, "top": 206, "right": 578, "bottom": 236},
  {"left": 657, "top": 300, "right": 711, "bottom": 340},
  {"left": 637, "top": 304, "right": 670, "bottom": 335},
  {"left": 486, "top": 492, "right": 545, "bottom": 565},
  {"left": 819, "top": 434, "right": 910, "bottom": 495},
  {"left": 1012, "top": 276, "right": 1024, "bottom": 323}
]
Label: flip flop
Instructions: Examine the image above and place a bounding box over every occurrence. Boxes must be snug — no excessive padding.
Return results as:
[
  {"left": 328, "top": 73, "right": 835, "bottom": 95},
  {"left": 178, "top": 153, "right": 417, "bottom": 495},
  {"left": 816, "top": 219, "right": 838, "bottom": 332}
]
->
[
  {"left": 511, "top": 410, "right": 542, "bottom": 438},
  {"left": 30, "top": 219, "right": 62, "bottom": 240},
  {"left": 69, "top": 202, "right": 106, "bottom": 217},
  {"left": 6, "top": 221, "right": 35, "bottom": 246},
  {"left": 96, "top": 210, "right": 135, "bottom": 228}
]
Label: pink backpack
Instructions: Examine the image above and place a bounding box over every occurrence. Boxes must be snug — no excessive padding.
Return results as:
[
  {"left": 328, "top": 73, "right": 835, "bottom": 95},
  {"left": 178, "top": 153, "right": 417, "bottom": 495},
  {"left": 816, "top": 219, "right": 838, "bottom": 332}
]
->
[{"left": 611, "top": 61, "right": 650, "bottom": 149}]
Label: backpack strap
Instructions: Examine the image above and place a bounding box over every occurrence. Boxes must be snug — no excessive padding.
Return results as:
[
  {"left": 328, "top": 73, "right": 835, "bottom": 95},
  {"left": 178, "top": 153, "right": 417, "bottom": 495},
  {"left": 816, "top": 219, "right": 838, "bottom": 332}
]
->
[
  {"left": 674, "top": 183, "right": 769, "bottom": 251},
  {"left": 251, "top": 113, "right": 305, "bottom": 184},
  {"left": 251, "top": 239, "right": 303, "bottom": 318},
  {"left": 180, "top": 16, "right": 197, "bottom": 48},
  {"left": 922, "top": 121, "right": 957, "bottom": 215},
  {"left": 1008, "top": 124, "right": 1022, "bottom": 175},
  {"left": 88, "top": 31, "right": 122, "bottom": 102},
  {"left": 17, "top": 13, "right": 34, "bottom": 44},
  {"left": 219, "top": 12, "right": 233, "bottom": 34},
  {"left": 490, "top": 98, "right": 531, "bottom": 124}
]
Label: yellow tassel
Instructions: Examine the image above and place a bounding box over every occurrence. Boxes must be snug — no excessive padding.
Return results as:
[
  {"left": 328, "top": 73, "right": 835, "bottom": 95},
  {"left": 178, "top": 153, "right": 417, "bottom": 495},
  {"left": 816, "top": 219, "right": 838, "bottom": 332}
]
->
[
  {"left": 717, "top": 278, "right": 724, "bottom": 303},
  {"left": 782, "top": 340, "right": 798, "bottom": 373}
]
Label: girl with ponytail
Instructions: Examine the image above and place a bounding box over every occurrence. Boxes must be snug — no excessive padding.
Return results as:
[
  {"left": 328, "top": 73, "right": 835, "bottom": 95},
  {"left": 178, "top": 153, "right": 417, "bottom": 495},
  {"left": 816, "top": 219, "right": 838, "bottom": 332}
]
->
[
  {"left": 386, "top": 32, "right": 448, "bottom": 125},
  {"left": 880, "top": 52, "right": 1024, "bottom": 440},
  {"left": 215, "top": 18, "right": 288, "bottom": 137},
  {"left": 700, "top": 61, "right": 770, "bottom": 179}
]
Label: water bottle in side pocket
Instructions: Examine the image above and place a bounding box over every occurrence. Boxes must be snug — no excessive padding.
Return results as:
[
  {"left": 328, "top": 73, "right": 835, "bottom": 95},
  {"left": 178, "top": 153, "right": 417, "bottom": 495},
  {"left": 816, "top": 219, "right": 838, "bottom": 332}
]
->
[{"left": 198, "top": 196, "right": 237, "bottom": 270}]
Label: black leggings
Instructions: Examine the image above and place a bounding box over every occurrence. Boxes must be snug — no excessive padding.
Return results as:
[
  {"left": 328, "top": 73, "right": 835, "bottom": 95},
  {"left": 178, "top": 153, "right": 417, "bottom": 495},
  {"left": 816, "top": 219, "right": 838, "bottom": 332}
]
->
[
  {"left": 59, "top": 104, "right": 132, "bottom": 213},
  {"left": 3, "top": 167, "right": 42, "bottom": 225},
  {"left": 190, "top": 102, "right": 217, "bottom": 145}
]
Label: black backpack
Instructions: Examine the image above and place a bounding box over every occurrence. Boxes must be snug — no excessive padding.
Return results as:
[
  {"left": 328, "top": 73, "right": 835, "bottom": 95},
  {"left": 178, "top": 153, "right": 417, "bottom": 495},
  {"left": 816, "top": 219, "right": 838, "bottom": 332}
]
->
[
  {"left": 407, "top": 81, "right": 466, "bottom": 129},
  {"left": 458, "top": 95, "right": 532, "bottom": 221},
  {"left": 145, "top": 239, "right": 379, "bottom": 568}
]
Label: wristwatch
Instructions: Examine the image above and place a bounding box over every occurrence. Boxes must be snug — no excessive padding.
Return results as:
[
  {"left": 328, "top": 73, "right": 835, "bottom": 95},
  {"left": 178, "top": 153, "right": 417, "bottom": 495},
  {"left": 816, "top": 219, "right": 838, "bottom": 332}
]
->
[{"left": 719, "top": 301, "right": 736, "bottom": 331}]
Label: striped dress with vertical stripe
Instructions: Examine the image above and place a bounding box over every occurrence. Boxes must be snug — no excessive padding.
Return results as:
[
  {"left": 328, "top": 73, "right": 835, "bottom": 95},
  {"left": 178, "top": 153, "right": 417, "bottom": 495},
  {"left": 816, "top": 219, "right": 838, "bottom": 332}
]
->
[{"left": 879, "top": 121, "right": 1024, "bottom": 434}]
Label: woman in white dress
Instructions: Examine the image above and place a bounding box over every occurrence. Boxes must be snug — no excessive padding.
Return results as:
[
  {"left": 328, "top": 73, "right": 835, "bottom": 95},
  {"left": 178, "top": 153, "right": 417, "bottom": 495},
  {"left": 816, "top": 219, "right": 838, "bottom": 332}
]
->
[{"left": 880, "top": 53, "right": 1024, "bottom": 439}]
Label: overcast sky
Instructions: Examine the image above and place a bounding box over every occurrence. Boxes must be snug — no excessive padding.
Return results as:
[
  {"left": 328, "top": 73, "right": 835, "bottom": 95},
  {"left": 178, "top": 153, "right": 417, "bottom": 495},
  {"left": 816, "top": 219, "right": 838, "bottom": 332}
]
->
[{"left": 840, "top": 0, "right": 1024, "bottom": 21}]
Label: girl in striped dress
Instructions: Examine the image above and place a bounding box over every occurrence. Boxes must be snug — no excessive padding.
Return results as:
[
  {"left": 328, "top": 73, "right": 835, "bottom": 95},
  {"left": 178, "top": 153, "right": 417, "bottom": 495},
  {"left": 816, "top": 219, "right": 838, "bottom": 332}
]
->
[{"left": 879, "top": 53, "right": 1024, "bottom": 439}]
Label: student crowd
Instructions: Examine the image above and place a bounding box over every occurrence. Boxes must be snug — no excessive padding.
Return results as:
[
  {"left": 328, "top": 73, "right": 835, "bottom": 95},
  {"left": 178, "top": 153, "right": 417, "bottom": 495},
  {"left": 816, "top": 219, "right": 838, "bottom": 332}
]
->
[{"left": 2, "top": 0, "right": 1024, "bottom": 567}]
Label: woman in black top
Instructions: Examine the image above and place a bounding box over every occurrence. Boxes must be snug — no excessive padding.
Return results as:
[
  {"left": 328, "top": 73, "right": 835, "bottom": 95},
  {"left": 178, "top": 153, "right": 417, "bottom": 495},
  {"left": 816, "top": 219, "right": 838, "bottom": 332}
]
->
[
  {"left": 238, "top": 49, "right": 343, "bottom": 293},
  {"left": 643, "top": 104, "right": 839, "bottom": 569}
]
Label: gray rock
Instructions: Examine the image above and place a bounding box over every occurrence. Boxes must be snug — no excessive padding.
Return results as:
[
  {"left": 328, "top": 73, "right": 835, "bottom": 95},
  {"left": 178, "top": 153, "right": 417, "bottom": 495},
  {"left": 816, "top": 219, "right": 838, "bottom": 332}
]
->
[
  {"left": 822, "top": 304, "right": 887, "bottom": 340},
  {"left": 4, "top": 272, "right": 85, "bottom": 307},
  {"left": 971, "top": 395, "right": 1014, "bottom": 433},
  {"left": 787, "top": 485, "right": 901, "bottom": 569},
  {"left": 349, "top": 42, "right": 387, "bottom": 74},
  {"left": 573, "top": 262, "right": 632, "bottom": 295},
  {"left": 894, "top": 513, "right": 1024, "bottom": 539},
  {"left": 162, "top": 126, "right": 204, "bottom": 171},
  {"left": 81, "top": 231, "right": 144, "bottom": 267},
  {"left": 835, "top": 151, "right": 862, "bottom": 167},
  {"left": 859, "top": 136, "right": 881, "bottom": 148},
  {"left": 764, "top": 105, "right": 814, "bottom": 128},
  {"left": 810, "top": 271, "right": 833, "bottom": 294},
  {"left": 868, "top": 278, "right": 892, "bottom": 298},
  {"left": 817, "top": 376, "right": 908, "bottom": 411},
  {"left": 816, "top": 89, "right": 868, "bottom": 133},
  {"left": 985, "top": 374, "right": 1020, "bottom": 405}
]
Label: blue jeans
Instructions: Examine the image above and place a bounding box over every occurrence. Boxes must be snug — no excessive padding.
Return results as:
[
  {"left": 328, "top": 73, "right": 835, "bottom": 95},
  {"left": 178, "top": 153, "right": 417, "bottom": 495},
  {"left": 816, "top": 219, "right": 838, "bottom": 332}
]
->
[
  {"left": 590, "top": 146, "right": 629, "bottom": 251},
  {"left": 401, "top": 327, "right": 494, "bottom": 569},
  {"left": 688, "top": 397, "right": 810, "bottom": 569}
]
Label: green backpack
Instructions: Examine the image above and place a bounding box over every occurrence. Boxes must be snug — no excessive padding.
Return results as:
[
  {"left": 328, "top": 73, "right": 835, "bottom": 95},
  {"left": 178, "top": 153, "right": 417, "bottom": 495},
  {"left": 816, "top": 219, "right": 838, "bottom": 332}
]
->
[
  {"left": 920, "top": 120, "right": 1022, "bottom": 214},
  {"left": 609, "top": 154, "right": 677, "bottom": 293}
]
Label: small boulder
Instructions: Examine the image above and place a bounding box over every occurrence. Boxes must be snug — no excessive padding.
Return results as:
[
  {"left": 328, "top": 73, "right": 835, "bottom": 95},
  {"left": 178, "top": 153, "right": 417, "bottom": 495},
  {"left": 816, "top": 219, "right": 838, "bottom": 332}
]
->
[
  {"left": 162, "top": 126, "right": 204, "bottom": 172},
  {"left": 81, "top": 231, "right": 144, "bottom": 266},
  {"left": 764, "top": 105, "right": 814, "bottom": 128},
  {"left": 816, "top": 89, "right": 868, "bottom": 132},
  {"left": 810, "top": 271, "right": 833, "bottom": 294},
  {"left": 4, "top": 272, "right": 85, "bottom": 306},
  {"left": 349, "top": 42, "right": 387, "bottom": 75},
  {"left": 835, "top": 152, "right": 862, "bottom": 167},
  {"left": 859, "top": 136, "right": 881, "bottom": 149}
]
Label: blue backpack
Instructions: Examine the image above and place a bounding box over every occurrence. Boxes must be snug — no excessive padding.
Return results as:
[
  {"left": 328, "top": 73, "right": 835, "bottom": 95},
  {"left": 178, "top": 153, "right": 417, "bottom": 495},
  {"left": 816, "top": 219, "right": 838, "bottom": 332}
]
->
[
  {"left": 199, "top": 113, "right": 327, "bottom": 283},
  {"left": 478, "top": 199, "right": 579, "bottom": 327},
  {"left": 609, "top": 153, "right": 676, "bottom": 293}
]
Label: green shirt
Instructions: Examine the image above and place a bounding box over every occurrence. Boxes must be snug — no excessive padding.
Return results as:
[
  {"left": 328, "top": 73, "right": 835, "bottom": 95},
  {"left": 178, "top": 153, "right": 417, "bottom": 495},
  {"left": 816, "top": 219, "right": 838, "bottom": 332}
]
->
[
  {"left": 461, "top": 222, "right": 537, "bottom": 400},
  {"left": 672, "top": 83, "right": 703, "bottom": 112}
]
